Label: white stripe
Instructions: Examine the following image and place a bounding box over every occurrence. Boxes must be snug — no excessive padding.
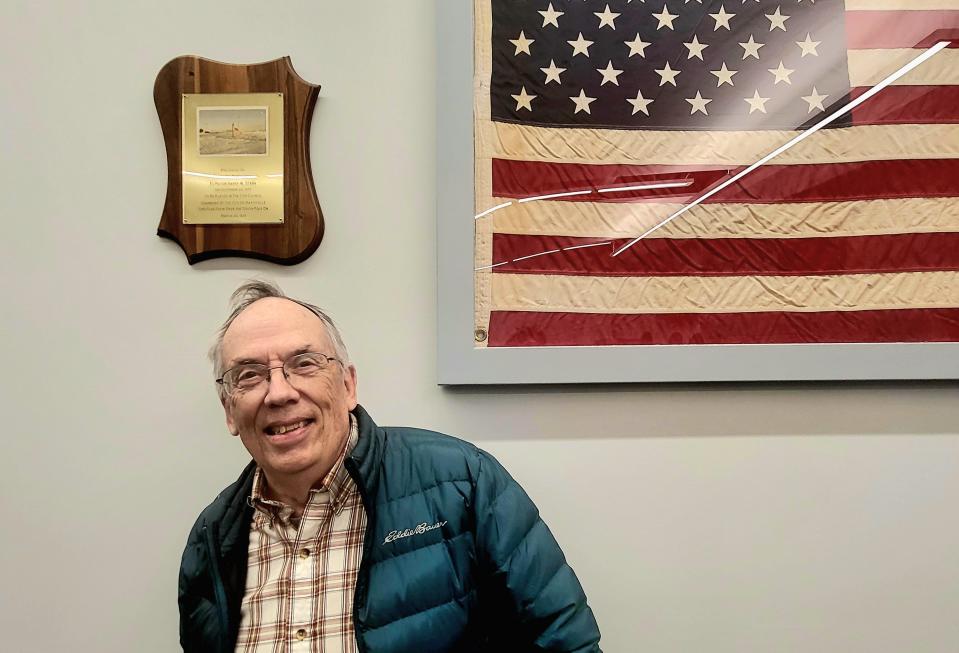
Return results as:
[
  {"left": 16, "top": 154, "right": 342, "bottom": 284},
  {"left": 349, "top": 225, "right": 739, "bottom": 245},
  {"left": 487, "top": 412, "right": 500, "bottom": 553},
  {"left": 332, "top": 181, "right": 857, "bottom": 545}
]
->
[
  {"left": 846, "top": 0, "right": 959, "bottom": 9},
  {"left": 491, "top": 271, "right": 959, "bottom": 314},
  {"left": 849, "top": 48, "right": 959, "bottom": 86},
  {"left": 481, "top": 121, "right": 959, "bottom": 166}
]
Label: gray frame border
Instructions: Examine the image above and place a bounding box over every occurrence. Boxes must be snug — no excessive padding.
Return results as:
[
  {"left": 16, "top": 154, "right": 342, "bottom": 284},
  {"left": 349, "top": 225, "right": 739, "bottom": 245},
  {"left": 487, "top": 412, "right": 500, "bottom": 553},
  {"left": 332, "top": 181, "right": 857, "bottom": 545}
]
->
[{"left": 436, "top": 0, "right": 959, "bottom": 385}]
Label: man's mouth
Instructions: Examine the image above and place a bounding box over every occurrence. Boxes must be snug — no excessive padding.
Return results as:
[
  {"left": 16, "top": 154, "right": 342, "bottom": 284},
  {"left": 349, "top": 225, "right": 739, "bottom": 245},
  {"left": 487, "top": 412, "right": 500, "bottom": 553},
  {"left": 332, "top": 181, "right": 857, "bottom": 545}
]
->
[{"left": 265, "top": 419, "right": 313, "bottom": 436}]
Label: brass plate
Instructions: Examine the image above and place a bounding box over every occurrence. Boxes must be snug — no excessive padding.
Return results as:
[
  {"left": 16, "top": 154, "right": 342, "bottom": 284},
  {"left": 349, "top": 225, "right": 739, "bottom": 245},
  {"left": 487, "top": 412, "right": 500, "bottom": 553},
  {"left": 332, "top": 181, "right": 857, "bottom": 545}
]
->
[{"left": 181, "top": 92, "right": 284, "bottom": 224}]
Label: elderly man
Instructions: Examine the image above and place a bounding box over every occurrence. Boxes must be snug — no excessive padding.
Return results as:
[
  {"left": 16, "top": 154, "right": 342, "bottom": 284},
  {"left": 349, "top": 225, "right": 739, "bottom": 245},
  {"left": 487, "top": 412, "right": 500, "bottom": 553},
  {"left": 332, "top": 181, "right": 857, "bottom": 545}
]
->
[{"left": 178, "top": 281, "right": 601, "bottom": 652}]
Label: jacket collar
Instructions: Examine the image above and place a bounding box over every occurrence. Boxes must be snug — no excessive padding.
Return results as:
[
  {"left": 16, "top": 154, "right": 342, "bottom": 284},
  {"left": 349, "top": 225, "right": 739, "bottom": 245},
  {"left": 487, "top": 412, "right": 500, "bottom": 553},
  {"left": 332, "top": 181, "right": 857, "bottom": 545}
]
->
[
  {"left": 345, "top": 404, "right": 385, "bottom": 500},
  {"left": 207, "top": 460, "right": 256, "bottom": 559}
]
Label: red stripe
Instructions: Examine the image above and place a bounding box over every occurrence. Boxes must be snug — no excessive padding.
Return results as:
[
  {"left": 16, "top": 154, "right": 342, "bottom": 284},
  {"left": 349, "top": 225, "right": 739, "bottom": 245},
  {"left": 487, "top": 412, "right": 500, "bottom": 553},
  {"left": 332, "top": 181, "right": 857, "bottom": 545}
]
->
[
  {"left": 492, "top": 233, "right": 959, "bottom": 276},
  {"left": 851, "top": 86, "right": 959, "bottom": 125},
  {"left": 491, "top": 158, "right": 959, "bottom": 203},
  {"left": 845, "top": 11, "right": 959, "bottom": 49},
  {"left": 487, "top": 309, "right": 959, "bottom": 346}
]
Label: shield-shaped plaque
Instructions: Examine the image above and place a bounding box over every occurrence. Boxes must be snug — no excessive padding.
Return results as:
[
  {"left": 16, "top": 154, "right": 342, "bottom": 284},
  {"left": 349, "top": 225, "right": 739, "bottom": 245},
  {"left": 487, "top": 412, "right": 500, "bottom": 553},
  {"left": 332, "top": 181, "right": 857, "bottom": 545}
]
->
[{"left": 154, "top": 56, "right": 323, "bottom": 265}]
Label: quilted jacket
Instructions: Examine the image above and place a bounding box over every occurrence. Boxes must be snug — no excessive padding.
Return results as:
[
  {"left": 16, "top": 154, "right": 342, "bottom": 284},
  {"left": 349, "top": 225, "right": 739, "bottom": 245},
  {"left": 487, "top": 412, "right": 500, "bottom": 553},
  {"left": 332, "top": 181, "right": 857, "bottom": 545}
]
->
[{"left": 178, "top": 405, "right": 602, "bottom": 652}]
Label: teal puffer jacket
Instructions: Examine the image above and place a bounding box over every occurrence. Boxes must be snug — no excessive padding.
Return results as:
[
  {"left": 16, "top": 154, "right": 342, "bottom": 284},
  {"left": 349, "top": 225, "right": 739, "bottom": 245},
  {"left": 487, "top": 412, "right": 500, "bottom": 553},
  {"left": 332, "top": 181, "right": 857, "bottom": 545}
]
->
[{"left": 178, "top": 405, "right": 602, "bottom": 652}]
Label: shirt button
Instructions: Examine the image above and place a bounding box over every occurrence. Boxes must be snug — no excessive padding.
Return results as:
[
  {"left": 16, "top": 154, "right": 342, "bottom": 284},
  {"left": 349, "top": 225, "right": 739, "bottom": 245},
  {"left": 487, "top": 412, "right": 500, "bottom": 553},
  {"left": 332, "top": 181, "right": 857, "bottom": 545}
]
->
[
  {"left": 296, "top": 628, "right": 307, "bottom": 641},
  {"left": 299, "top": 548, "right": 311, "bottom": 559}
]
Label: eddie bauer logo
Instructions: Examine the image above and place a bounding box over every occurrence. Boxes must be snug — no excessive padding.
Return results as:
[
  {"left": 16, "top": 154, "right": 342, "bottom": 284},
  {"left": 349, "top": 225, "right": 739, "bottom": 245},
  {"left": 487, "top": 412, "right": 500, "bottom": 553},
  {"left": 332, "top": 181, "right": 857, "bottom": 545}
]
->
[{"left": 383, "top": 520, "right": 448, "bottom": 544}]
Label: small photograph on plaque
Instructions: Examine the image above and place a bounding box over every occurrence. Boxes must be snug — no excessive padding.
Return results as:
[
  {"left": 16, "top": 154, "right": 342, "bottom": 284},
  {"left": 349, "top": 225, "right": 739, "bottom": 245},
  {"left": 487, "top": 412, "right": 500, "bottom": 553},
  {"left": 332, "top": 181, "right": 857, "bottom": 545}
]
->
[{"left": 197, "top": 107, "right": 268, "bottom": 156}]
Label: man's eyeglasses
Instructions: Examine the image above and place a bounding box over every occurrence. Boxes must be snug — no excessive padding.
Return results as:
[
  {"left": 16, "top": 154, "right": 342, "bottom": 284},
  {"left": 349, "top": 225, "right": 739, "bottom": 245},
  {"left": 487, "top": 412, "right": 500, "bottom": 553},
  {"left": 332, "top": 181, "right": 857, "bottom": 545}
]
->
[{"left": 216, "top": 352, "right": 339, "bottom": 395}]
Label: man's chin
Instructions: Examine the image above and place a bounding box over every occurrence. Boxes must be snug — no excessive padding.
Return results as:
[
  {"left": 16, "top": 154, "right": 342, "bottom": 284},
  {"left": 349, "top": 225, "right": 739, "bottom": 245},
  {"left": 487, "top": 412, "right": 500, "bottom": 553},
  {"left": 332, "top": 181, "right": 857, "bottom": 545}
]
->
[{"left": 260, "top": 457, "right": 320, "bottom": 487}]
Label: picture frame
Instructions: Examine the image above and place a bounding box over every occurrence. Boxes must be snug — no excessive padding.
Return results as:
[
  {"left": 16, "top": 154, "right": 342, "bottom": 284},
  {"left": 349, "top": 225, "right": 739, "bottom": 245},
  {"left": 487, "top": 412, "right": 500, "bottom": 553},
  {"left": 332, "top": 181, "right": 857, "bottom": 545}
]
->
[{"left": 436, "top": 0, "right": 959, "bottom": 384}]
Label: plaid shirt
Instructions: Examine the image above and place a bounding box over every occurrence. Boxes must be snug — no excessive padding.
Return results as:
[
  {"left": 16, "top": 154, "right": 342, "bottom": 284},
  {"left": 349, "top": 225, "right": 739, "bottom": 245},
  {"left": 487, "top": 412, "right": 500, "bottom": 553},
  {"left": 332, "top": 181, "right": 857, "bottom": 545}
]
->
[{"left": 235, "top": 417, "right": 365, "bottom": 652}]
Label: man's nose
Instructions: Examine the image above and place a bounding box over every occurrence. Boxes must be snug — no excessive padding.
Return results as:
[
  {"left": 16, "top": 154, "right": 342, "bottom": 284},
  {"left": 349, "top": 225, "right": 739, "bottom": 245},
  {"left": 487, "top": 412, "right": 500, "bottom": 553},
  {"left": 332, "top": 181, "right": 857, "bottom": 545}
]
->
[{"left": 263, "top": 366, "right": 299, "bottom": 405}]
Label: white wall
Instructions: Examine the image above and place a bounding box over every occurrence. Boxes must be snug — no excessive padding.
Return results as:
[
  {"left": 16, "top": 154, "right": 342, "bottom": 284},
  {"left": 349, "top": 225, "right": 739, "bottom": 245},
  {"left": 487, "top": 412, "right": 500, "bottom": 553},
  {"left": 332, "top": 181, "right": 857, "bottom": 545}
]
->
[{"left": 1, "top": 2, "right": 958, "bottom": 651}]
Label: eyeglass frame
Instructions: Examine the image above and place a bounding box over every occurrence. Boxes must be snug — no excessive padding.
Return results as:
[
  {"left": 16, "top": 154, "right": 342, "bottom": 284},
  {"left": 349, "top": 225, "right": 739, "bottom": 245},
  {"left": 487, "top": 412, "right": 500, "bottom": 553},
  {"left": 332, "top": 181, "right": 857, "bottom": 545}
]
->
[{"left": 215, "top": 352, "right": 341, "bottom": 395}]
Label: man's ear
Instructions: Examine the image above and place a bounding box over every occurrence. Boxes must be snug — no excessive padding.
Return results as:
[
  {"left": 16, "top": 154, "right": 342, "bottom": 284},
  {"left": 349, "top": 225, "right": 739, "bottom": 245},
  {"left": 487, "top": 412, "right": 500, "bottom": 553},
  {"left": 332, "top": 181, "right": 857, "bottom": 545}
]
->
[
  {"left": 221, "top": 395, "right": 239, "bottom": 436},
  {"left": 344, "top": 364, "right": 358, "bottom": 411}
]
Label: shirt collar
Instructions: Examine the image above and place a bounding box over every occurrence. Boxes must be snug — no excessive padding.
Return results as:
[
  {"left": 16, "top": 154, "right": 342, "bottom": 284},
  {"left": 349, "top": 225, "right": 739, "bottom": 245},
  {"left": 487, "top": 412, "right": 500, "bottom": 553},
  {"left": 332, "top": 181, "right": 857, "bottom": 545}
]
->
[{"left": 249, "top": 414, "right": 358, "bottom": 519}]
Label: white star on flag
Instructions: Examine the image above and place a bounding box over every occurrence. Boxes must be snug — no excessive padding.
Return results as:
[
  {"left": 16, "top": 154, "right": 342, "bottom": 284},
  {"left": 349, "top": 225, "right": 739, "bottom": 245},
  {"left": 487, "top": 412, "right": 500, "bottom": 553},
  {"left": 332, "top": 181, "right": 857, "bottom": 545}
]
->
[
  {"left": 796, "top": 33, "right": 821, "bottom": 57},
  {"left": 686, "top": 91, "right": 712, "bottom": 115},
  {"left": 625, "top": 34, "right": 651, "bottom": 58},
  {"left": 511, "top": 87, "right": 536, "bottom": 111},
  {"left": 684, "top": 35, "right": 709, "bottom": 60},
  {"left": 744, "top": 89, "right": 770, "bottom": 114},
  {"left": 509, "top": 31, "right": 534, "bottom": 55},
  {"left": 655, "top": 61, "right": 681, "bottom": 86},
  {"left": 627, "top": 89, "right": 654, "bottom": 115},
  {"left": 568, "top": 33, "right": 594, "bottom": 57},
  {"left": 595, "top": 5, "right": 621, "bottom": 29},
  {"left": 709, "top": 5, "right": 735, "bottom": 30},
  {"left": 540, "top": 60, "right": 566, "bottom": 85},
  {"left": 710, "top": 62, "right": 738, "bottom": 86},
  {"left": 765, "top": 7, "right": 790, "bottom": 31},
  {"left": 597, "top": 61, "right": 624, "bottom": 86},
  {"left": 652, "top": 7, "right": 678, "bottom": 30},
  {"left": 538, "top": 3, "right": 563, "bottom": 28},
  {"left": 768, "top": 61, "right": 795, "bottom": 84},
  {"left": 801, "top": 86, "right": 829, "bottom": 112},
  {"left": 739, "top": 35, "right": 764, "bottom": 59},
  {"left": 571, "top": 89, "right": 597, "bottom": 114}
]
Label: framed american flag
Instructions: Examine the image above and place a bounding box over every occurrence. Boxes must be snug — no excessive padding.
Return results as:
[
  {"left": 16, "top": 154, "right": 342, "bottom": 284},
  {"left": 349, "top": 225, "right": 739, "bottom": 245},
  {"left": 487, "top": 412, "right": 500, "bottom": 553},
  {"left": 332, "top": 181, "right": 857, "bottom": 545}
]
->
[{"left": 436, "top": 0, "right": 959, "bottom": 384}]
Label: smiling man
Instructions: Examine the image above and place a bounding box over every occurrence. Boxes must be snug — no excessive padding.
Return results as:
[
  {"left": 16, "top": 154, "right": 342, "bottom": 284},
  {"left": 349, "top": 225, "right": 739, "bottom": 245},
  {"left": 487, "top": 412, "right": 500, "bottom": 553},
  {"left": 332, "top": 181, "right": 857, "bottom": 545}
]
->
[{"left": 178, "top": 281, "right": 601, "bottom": 653}]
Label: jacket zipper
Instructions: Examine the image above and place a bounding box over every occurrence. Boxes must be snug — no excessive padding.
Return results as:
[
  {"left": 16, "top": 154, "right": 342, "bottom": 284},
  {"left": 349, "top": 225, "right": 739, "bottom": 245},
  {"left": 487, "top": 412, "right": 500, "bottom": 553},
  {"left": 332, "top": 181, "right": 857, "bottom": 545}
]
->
[
  {"left": 203, "top": 523, "right": 231, "bottom": 653},
  {"left": 346, "top": 457, "right": 374, "bottom": 653}
]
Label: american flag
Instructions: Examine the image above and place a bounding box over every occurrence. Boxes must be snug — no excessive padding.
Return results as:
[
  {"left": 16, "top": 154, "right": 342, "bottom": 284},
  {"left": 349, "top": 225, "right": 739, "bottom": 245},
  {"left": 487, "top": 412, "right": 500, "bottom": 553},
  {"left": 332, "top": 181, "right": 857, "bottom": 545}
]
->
[{"left": 473, "top": 0, "right": 959, "bottom": 347}]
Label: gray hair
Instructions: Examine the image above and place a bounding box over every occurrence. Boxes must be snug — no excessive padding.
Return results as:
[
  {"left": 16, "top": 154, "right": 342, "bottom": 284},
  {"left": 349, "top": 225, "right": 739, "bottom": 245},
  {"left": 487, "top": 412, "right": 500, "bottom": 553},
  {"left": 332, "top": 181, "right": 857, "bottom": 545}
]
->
[{"left": 210, "top": 280, "right": 351, "bottom": 401}]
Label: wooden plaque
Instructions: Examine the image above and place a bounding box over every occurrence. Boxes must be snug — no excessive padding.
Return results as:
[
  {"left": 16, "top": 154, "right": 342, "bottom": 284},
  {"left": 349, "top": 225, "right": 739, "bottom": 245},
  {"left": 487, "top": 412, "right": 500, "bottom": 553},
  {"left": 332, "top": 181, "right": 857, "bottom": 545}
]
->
[{"left": 155, "top": 56, "right": 323, "bottom": 265}]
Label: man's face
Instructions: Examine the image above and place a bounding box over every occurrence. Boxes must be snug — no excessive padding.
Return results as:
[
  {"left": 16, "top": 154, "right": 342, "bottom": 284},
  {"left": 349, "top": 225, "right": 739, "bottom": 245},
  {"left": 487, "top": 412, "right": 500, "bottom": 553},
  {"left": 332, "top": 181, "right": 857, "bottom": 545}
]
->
[{"left": 219, "top": 298, "right": 357, "bottom": 485}]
